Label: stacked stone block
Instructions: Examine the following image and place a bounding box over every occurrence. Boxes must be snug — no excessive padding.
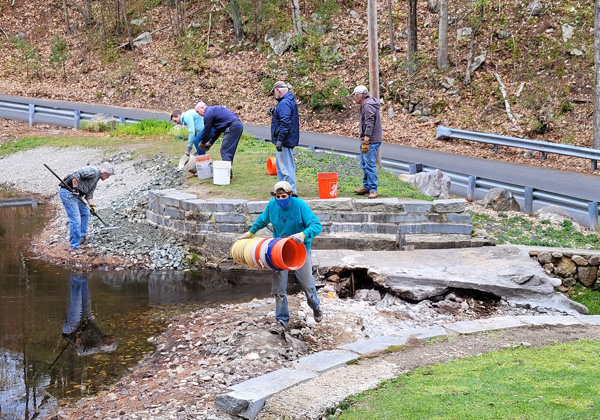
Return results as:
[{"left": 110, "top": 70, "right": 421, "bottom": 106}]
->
[
  {"left": 146, "top": 189, "right": 476, "bottom": 257},
  {"left": 530, "top": 250, "right": 600, "bottom": 290}
]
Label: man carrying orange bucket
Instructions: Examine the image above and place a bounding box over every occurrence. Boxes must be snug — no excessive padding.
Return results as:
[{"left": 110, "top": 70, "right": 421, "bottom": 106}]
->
[{"left": 238, "top": 181, "right": 323, "bottom": 334}]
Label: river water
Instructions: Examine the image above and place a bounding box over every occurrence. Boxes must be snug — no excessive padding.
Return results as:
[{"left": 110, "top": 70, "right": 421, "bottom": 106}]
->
[{"left": 0, "top": 197, "right": 273, "bottom": 419}]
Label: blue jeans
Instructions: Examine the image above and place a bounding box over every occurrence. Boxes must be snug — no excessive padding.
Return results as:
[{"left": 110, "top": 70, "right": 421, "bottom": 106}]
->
[
  {"left": 360, "top": 142, "right": 381, "bottom": 192},
  {"left": 276, "top": 147, "right": 296, "bottom": 193},
  {"left": 59, "top": 188, "right": 90, "bottom": 249},
  {"left": 63, "top": 274, "right": 91, "bottom": 335},
  {"left": 272, "top": 249, "right": 319, "bottom": 327},
  {"left": 220, "top": 120, "right": 243, "bottom": 162}
]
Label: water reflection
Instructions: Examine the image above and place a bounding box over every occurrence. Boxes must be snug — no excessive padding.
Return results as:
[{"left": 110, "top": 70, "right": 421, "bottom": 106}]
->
[
  {"left": 0, "top": 201, "right": 275, "bottom": 419},
  {"left": 60, "top": 273, "right": 118, "bottom": 357}
]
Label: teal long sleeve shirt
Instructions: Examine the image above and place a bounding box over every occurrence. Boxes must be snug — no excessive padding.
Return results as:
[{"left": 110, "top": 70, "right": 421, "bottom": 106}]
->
[
  {"left": 181, "top": 109, "right": 205, "bottom": 148},
  {"left": 250, "top": 197, "right": 322, "bottom": 250}
]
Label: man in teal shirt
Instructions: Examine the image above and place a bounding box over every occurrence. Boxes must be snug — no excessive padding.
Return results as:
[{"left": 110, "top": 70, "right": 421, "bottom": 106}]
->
[
  {"left": 239, "top": 181, "right": 323, "bottom": 334},
  {"left": 170, "top": 109, "right": 206, "bottom": 156}
]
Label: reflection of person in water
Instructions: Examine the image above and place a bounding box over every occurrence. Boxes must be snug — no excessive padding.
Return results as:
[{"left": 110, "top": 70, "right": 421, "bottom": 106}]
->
[{"left": 62, "top": 273, "right": 117, "bottom": 356}]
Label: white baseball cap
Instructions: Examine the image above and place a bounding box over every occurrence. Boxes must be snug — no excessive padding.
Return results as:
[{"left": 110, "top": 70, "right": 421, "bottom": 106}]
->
[{"left": 352, "top": 85, "right": 369, "bottom": 95}]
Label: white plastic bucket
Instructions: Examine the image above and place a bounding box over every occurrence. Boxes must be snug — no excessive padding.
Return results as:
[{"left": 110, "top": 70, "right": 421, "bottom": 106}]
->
[
  {"left": 213, "top": 160, "right": 232, "bottom": 185},
  {"left": 195, "top": 158, "right": 213, "bottom": 179}
]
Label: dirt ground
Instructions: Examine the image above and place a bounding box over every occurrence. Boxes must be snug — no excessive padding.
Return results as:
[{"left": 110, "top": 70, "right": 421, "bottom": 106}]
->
[{"left": 46, "top": 291, "right": 600, "bottom": 420}]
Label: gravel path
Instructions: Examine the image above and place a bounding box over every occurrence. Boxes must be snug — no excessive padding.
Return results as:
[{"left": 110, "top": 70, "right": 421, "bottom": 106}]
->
[{"left": 1, "top": 145, "right": 192, "bottom": 269}]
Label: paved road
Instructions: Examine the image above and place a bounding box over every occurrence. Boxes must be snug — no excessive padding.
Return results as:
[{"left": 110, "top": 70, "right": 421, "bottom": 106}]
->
[{"left": 2, "top": 93, "right": 599, "bottom": 210}]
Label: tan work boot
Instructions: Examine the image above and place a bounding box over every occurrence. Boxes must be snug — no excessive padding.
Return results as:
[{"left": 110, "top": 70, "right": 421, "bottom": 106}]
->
[
  {"left": 354, "top": 187, "right": 369, "bottom": 195},
  {"left": 368, "top": 191, "right": 378, "bottom": 199}
]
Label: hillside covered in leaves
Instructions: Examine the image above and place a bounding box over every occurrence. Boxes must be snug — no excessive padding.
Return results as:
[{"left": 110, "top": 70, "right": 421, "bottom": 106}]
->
[{"left": 0, "top": 0, "right": 597, "bottom": 175}]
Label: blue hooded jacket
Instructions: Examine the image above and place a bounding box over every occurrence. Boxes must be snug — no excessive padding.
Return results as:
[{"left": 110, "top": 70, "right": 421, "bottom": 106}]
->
[{"left": 271, "top": 91, "right": 299, "bottom": 149}]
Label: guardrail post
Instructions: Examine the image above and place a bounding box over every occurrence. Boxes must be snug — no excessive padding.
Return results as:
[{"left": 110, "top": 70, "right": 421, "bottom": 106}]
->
[
  {"left": 408, "top": 163, "right": 422, "bottom": 174},
  {"left": 467, "top": 175, "right": 476, "bottom": 200},
  {"left": 541, "top": 151, "right": 548, "bottom": 160},
  {"left": 493, "top": 144, "right": 498, "bottom": 152},
  {"left": 589, "top": 202, "right": 599, "bottom": 231},
  {"left": 524, "top": 186, "right": 533, "bottom": 214},
  {"left": 28, "top": 104, "right": 34, "bottom": 126},
  {"left": 591, "top": 160, "right": 597, "bottom": 171},
  {"left": 74, "top": 110, "right": 81, "bottom": 128},
  {"left": 119, "top": 116, "right": 125, "bottom": 124}
]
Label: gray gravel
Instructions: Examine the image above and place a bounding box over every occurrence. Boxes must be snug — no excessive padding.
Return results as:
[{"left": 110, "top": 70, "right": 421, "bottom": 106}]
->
[{"left": 0, "top": 146, "right": 192, "bottom": 269}]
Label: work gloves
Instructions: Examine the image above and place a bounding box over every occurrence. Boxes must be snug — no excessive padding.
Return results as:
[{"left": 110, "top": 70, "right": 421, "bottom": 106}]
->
[
  {"left": 276, "top": 141, "right": 283, "bottom": 152},
  {"left": 90, "top": 205, "right": 97, "bottom": 215},
  {"left": 361, "top": 140, "right": 369, "bottom": 154},
  {"left": 290, "top": 232, "right": 305, "bottom": 244},
  {"left": 237, "top": 231, "right": 254, "bottom": 241},
  {"left": 199, "top": 142, "right": 212, "bottom": 151},
  {"left": 185, "top": 146, "right": 192, "bottom": 156}
]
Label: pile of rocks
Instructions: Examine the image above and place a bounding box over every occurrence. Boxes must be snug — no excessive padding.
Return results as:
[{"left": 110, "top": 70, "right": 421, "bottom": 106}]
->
[{"left": 532, "top": 250, "right": 600, "bottom": 290}]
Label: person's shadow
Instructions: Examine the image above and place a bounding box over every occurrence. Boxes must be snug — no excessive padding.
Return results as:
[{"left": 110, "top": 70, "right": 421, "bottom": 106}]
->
[{"left": 61, "top": 273, "right": 118, "bottom": 356}]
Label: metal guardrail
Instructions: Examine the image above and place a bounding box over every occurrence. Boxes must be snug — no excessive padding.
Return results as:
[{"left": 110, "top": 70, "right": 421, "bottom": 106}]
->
[
  {"left": 0, "top": 99, "right": 142, "bottom": 128},
  {"left": 1, "top": 97, "right": 598, "bottom": 229},
  {"left": 437, "top": 125, "right": 600, "bottom": 171}
]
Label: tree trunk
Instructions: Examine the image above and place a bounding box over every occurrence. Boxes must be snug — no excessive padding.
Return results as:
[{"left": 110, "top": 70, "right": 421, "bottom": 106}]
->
[
  {"left": 121, "top": 0, "right": 134, "bottom": 50},
  {"left": 230, "top": 0, "right": 244, "bottom": 46},
  {"left": 62, "top": 0, "right": 72, "bottom": 35},
  {"left": 367, "top": 0, "right": 379, "bottom": 99},
  {"left": 594, "top": 0, "right": 600, "bottom": 148},
  {"left": 463, "top": 3, "right": 483, "bottom": 86},
  {"left": 290, "top": 0, "right": 302, "bottom": 37},
  {"left": 407, "top": 0, "right": 418, "bottom": 74},
  {"left": 437, "top": 0, "right": 449, "bottom": 69},
  {"left": 387, "top": 0, "right": 395, "bottom": 61}
]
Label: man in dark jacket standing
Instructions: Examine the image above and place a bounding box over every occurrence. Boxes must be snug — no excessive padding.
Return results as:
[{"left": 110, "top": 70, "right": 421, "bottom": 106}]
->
[
  {"left": 195, "top": 101, "right": 243, "bottom": 178},
  {"left": 352, "top": 85, "right": 383, "bottom": 199},
  {"left": 271, "top": 81, "right": 300, "bottom": 196}
]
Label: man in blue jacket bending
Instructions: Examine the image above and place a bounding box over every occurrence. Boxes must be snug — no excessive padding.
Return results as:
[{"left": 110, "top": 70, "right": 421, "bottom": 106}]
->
[
  {"left": 195, "top": 101, "right": 243, "bottom": 179},
  {"left": 238, "top": 180, "right": 323, "bottom": 334},
  {"left": 271, "top": 81, "right": 300, "bottom": 196}
]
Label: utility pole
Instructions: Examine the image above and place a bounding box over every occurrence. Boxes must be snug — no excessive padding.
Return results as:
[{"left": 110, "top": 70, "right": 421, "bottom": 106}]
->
[{"left": 367, "top": 0, "right": 379, "bottom": 99}]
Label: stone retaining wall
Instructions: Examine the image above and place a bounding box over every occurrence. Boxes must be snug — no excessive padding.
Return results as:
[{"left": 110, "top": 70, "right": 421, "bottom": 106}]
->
[
  {"left": 529, "top": 250, "right": 600, "bottom": 290},
  {"left": 146, "top": 189, "right": 475, "bottom": 259}
]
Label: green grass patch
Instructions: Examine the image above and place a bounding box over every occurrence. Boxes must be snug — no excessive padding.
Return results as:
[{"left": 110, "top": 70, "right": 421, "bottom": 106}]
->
[
  {"left": 109, "top": 119, "right": 180, "bottom": 138},
  {"left": 184, "top": 136, "right": 431, "bottom": 201},
  {"left": 568, "top": 285, "right": 600, "bottom": 315},
  {"left": 333, "top": 339, "right": 600, "bottom": 420},
  {"left": 471, "top": 212, "right": 600, "bottom": 250}
]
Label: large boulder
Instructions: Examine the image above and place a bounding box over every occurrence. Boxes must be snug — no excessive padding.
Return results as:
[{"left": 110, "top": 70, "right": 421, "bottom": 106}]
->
[
  {"left": 481, "top": 187, "right": 520, "bottom": 212},
  {"left": 265, "top": 31, "right": 293, "bottom": 56},
  {"left": 399, "top": 169, "right": 451, "bottom": 199},
  {"left": 313, "top": 246, "right": 588, "bottom": 315}
]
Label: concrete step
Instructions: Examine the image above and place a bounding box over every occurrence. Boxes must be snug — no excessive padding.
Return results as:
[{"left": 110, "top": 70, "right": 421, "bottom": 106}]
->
[{"left": 312, "top": 233, "right": 492, "bottom": 251}]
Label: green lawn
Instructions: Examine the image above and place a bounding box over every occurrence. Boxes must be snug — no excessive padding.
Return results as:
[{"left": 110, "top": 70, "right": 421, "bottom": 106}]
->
[{"left": 333, "top": 340, "right": 600, "bottom": 420}]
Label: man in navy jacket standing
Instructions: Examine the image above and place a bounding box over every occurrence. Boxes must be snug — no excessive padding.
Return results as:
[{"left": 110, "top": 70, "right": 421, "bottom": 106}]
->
[{"left": 270, "top": 81, "right": 300, "bottom": 196}]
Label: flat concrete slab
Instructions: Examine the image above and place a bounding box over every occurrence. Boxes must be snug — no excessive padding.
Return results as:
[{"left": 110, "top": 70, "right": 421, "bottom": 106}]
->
[
  {"left": 216, "top": 368, "right": 316, "bottom": 419},
  {"left": 516, "top": 315, "right": 584, "bottom": 326},
  {"left": 312, "top": 246, "right": 587, "bottom": 315},
  {"left": 338, "top": 335, "right": 409, "bottom": 355},
  {"left": 444, "top": 316, "right": 527, "bottom": 334},
  {"left": 576, "top": 315, "right": 600, "bottom": 325},
  {"left": 294, "top": 350, "right": 359, "bottom": 373}
]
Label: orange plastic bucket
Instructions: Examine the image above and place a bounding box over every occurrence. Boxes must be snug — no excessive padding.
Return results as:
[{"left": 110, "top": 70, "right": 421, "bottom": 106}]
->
[
  {"left": 270, "top": 237, "right": 307, "bottom": 271},
  {"left": 266, "top": 156, "right": 277, "bottom": 175},
  {"left": 317, "top": 172, "right": 338, "bottom": 199},
  {"left": 196, "top": 154, "right": 211, "bottom": 162}
]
